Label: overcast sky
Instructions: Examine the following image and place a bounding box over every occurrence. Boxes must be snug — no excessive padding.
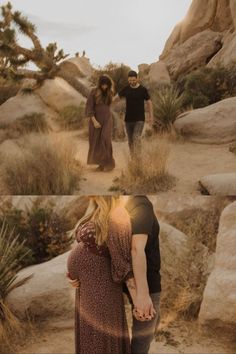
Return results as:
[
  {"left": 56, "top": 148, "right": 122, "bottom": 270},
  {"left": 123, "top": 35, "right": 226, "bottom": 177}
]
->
[{"left": 7, "top": 0, "right": 192, "bottom": 70}]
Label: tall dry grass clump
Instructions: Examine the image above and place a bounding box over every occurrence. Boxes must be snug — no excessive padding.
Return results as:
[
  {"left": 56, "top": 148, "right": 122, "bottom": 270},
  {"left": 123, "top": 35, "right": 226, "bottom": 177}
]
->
[
  {"left": 112, "top": 136, "right": 175, "bottom": 194},
  {"left": 0, "top": 222, "right": 33, "bottom": 353},
  {"left": 159, "top": 200, "right": 228, "bottom": 325},
  {"left": 1, "top": 133, "right": 82, "bottom": 195}
]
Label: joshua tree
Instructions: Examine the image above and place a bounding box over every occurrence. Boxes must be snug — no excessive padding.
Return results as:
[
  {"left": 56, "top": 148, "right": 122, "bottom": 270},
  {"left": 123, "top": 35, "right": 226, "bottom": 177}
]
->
[{"left": 0, "top": 2, "right": 69, "bottom": 85}]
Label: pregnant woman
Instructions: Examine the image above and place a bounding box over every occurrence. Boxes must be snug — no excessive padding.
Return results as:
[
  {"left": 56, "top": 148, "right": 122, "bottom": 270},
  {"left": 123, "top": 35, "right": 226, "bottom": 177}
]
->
[
  {"left": 67, "top": 196, "right": 136, "bottom": 354},
  {"left": 85, "top": 75, "right": 116, "bottom": 172}
]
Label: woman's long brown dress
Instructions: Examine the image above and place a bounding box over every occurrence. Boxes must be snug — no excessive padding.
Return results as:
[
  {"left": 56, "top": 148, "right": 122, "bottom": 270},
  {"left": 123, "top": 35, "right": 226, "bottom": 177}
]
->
[
  {"left": 85, "top": 89, "right": 115, "bottom": 170},
  {"left": 67, "top": 207, "right": 132, "bottom": 354}
]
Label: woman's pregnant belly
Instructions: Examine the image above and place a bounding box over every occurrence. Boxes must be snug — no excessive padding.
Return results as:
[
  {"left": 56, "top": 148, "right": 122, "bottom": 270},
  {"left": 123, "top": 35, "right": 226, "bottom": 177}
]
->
[{"left": 67, "top": 243, "right": 112, "bottom": 282}]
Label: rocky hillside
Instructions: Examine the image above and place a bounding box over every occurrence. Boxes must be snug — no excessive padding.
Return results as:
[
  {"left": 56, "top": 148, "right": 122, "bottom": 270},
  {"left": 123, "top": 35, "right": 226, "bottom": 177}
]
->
[{"left": 140, "top": 0, "right": 236, "bottom": 84}]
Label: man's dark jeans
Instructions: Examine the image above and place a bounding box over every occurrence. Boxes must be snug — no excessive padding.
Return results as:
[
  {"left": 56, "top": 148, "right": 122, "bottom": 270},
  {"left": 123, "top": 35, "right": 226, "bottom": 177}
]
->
[
  {"left": 125, "top": 121, "right": 145, "bottom": 156},
  {"left": 131, "top": 292, "right": 161, "bottom": 354}
]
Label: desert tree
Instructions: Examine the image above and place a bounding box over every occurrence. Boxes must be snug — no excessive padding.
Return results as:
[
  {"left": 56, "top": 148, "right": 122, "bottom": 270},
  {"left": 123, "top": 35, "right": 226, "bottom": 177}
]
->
[{"left": 0, "top": 2, "right": 69, "bottom": 86}]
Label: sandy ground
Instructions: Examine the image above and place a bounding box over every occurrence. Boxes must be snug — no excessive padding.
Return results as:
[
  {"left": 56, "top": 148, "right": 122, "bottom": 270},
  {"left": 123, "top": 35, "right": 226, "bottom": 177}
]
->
[
  {"left": 0, "top": 131, "right": 235, "bottom": 195},
  {"left": 15, "top": 318, "right": 236, "bottom": 354},
  {"left": 74, "top": 134, "right": 236, "bottom": 195}
]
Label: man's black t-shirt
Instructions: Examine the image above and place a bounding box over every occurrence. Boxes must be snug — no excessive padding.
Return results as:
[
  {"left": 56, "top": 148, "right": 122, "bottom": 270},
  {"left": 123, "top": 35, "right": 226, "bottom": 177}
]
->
[
  {"left": 124, "top": 196, "right": 161, "bottom": 295},
  {"left": 119, "top": 85, "right": 150, "bottom": 122}
]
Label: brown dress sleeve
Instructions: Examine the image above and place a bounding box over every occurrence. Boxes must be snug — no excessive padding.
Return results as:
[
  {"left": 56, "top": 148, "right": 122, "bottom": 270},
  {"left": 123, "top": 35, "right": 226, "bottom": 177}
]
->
[
  {"left": 85, "top": 89, "right": 96, "bottom": 117},
  {"left": 107, "top": 206, "right": 133, "bottom": 283}
]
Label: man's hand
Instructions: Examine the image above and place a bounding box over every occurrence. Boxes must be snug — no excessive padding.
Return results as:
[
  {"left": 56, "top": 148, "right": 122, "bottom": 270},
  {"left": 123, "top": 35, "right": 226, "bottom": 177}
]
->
[
  {"left": 134, "top": 294, "right": 156, "bottom": 321},
  {"left": 67, "top": 273, "right": 80, "bottom": 288}
]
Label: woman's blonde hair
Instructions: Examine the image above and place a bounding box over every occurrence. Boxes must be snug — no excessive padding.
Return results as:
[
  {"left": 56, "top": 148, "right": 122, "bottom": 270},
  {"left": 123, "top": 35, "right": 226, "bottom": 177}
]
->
[{"left": 71, "top": 196, "right": 120, "bottom": 245}]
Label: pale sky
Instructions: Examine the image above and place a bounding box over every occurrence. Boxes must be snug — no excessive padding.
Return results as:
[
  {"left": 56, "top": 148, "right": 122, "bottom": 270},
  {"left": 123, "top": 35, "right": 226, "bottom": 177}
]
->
[{"left": 6, "top": 0, "right": 192, "bottom": 70}]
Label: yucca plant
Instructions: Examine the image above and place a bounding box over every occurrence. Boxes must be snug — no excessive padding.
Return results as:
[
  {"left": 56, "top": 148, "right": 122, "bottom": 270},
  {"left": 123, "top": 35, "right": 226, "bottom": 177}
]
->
[
  {"left": 153, "top": 85, "right": 182, "bottom": 132},
  {"left": 0, "top": 221, "right": 33, "bottom": 348}
]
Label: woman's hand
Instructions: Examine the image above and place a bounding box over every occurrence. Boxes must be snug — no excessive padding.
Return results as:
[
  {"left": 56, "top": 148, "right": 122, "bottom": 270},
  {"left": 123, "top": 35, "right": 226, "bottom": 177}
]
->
[
  {"left": 133, "top": 293, "right": 156, "bottom": 321},
  {"left": 91, "top": 116, "right": 101, "bottom": 129},
  {"left": 67, "top": 272, "right": 80, "bottom": 288}
]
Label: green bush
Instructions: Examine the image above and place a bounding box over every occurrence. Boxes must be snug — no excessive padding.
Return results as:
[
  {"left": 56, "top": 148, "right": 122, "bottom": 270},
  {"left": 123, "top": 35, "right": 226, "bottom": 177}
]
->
[
  {"left": 178, "top": 66, "right": 236, "bottom": 109},
  {"left": 152, "top": 85, "right": 182, "bottom": 132},
  {"left": 0, "top": 200, "right": 73, "bottom": 266},
  {"left": 92, "top": 62, "right": 131, "bottom": 93},
  {"left": 58, "top": 104, "right": 85, "bottom": 130}
]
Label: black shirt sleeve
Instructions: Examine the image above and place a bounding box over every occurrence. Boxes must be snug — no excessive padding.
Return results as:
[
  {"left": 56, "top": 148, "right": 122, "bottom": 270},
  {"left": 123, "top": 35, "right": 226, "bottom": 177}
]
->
[
  {"left": 130, "top": 203, "right": 154, "bottom": 236},
  {"left": 118, "top": 86, "right": 127, "bottom": 98},
  {"left": 143, "top": 87, "right": 150, "bottom": 101}
]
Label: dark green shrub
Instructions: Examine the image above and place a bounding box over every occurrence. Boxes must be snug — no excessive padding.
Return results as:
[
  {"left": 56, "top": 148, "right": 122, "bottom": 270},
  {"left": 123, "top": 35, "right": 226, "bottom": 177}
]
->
[
  {"left": 58, "top": 104, "right": 85, "bottom": 130},
  {"left": 178, "top": 66, "right": 236, "bottom": 109},
  {"left": 92, "top": 62, "right": 131, "bottom": 93},
  {"left": 0, "top": 200, "right": 73, "bottom": 266}
]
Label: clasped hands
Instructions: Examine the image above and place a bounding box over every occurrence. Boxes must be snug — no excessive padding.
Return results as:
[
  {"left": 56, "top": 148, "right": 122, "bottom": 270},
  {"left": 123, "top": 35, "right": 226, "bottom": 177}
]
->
[
  {"left": 67, "top": 274, "right": 156, "bottom": 322},
  {"left": 132, "top": 294, "right": 156, "bottom": 322}
]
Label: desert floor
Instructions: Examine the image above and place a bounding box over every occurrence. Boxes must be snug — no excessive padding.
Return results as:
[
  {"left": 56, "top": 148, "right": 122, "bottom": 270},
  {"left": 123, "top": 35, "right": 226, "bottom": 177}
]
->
[
  {"left": 15, "top": 317, "right": 236, "bottom": 354},
  {"left": 72, "top": 132, "right": 236, "bottom": 195}
]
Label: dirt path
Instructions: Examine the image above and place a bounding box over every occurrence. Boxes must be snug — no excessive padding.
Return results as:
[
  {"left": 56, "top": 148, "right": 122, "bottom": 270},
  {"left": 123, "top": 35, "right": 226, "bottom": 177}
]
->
[
  {"left": 16, "top": 319, "right": 236, "bottom": 354},
  {"left": 73, "top": 134, "right": 236, "bottom": 195}
]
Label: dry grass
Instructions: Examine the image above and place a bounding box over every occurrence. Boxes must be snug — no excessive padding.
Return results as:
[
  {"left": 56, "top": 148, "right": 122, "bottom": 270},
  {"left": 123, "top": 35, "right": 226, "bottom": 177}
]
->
[
  {"left": 111, "top": 135, "right": 176, "bottom": 194},
  {"left": 0, "top": 113, "right": 50, "bottom": 143},
  {"left": 164, "top": 199, "right": 229, "bottom": 253},
  {"left": 0, "top": 304, "right": 36, "bottom": 354},
  {"left": 57, "top": 104, "right": 86, "bottom": 131},
  {"left": 1, "top": 133, "right": 83, "bottom": 195},
  {"left": 159, "top": 200, "right": 229, "bottom": 323}
]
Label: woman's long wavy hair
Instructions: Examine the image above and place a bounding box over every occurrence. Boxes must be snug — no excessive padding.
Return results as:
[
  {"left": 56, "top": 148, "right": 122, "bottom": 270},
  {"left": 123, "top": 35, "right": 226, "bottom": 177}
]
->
[
  {"left": 71, "top": 196, "right": 119, "bottom": 245},
  {"left": 94, "top": 75, "right": 114, "bottom": 105}
]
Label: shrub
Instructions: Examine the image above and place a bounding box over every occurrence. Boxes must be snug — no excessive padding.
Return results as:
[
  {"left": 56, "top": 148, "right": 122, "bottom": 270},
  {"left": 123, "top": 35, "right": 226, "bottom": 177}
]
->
[
  {"left": 58, "top": 104, "right": 86, "bottom": 130},
  {"left": 92, "top": 62, "right": 131, "bottom": 93},
  {"left": 111, "top": 136, "right": 176, "bottom": 194},
  {"left": 160, "top": 200, "right": 229, "bottom": 320},
  {"left": 1, "top": 133, "right": 82, "bottom": 195},
  {"left": 0, "top": 199, "right": 73, "bottom": 266},
  {"left": 0, "top": 221, "right": 33, "bottom": 350},
  {"left": 1, "top": 113, "right": 49, "bottom": 134},
  {"left": 152, "top": 85, "right": 182, "bottom": 132},
  {"left": 179, "top": 66, "right": 236, "bottom": 109}
]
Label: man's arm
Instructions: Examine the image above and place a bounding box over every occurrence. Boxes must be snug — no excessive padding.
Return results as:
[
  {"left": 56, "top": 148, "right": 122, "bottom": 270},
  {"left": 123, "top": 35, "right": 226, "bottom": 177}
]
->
[
  {"left": 125, "top": 277, "right": 137, "bottom": 303},
  {"left": 131, "top": 234, "right": 156, "bottom": 320},
  {"left": 112, "top": 93, "right": 126, "bottom": 106}
]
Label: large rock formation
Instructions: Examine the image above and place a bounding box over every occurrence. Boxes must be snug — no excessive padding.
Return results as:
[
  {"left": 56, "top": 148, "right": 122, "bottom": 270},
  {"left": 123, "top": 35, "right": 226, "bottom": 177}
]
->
[
  {"left": 199, "top": 173, "right": 236, "bottom": 196},
  {"left": 174, "top": 97, "right": 236, "bottom": 144},
  {"left": 160, "top": 0, "right": 236, "bottom": 79},
  {"left": 161, "top": 30, "right": 223, "bottom": 80},
  {"left": 37, "top": 77, "right": 86, "bottom": 112},
  {"left": 67, "top": 56, "right": 94, "bottom": 79},
  {"left": 6, "top": 251, "right": 75, "bottom": 320},
  {"left": 0, "top": 93, "right": 58, "bottom": 125},
  {"left": 58, "top": 56, "right": 94, "bottom": 97},
  {"left": 199, "top": 201, "right": 236, "bottom": 331},
  {"left": 138, "top": 61, "right": 170, "bottom": 88}
]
